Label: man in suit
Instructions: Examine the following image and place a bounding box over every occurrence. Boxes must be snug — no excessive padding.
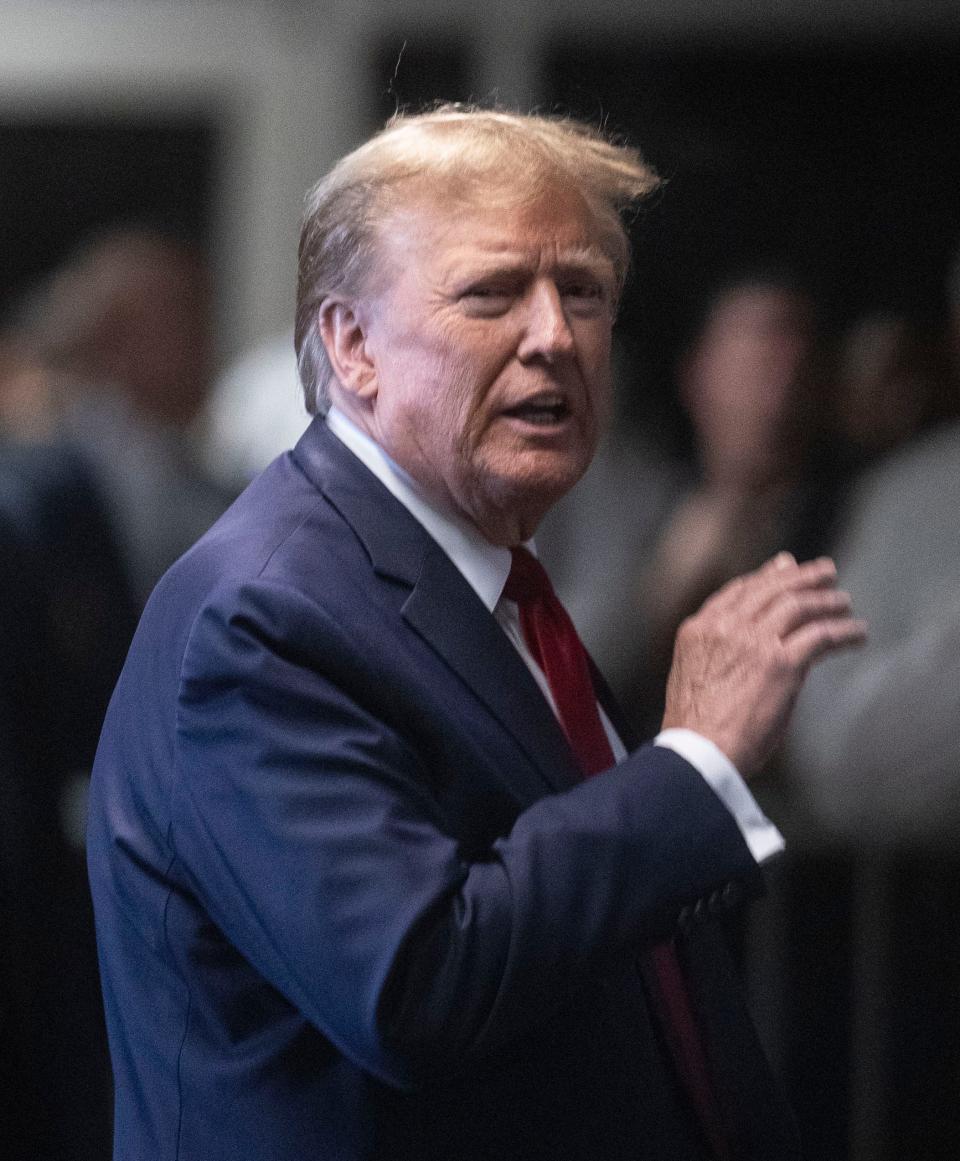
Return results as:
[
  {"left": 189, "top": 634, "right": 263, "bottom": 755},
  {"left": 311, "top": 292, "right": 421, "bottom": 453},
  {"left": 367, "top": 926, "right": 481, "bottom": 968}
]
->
[
  {"left": 87, "top": 107, "right": 865, "bottom": 1160},
  {"left": 0, "top": 441, "right": 139, "bottom": 1160}
]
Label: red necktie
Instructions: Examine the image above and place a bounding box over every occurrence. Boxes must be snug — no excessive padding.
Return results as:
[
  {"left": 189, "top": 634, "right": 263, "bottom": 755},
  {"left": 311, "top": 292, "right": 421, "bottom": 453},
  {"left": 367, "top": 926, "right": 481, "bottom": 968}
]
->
[{"left": 503, "top": 546, "right": 731, "bottom": 1161}]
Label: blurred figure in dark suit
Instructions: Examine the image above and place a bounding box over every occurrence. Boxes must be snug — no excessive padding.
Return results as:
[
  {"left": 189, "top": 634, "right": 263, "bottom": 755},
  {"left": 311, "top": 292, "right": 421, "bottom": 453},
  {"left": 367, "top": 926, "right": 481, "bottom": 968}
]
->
[
  {"left": 0, "top": 441, "right": 138, "bottom": 1160},
  {"left": 0, "top": 226, "right": 231, "bottom": 1160}
]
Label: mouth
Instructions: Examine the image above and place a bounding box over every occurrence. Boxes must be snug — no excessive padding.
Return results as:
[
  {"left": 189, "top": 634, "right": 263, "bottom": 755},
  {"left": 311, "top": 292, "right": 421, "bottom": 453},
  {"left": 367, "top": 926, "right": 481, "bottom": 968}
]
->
[{"left": 501, "top": 393, "right": 572, "bottom": 427}]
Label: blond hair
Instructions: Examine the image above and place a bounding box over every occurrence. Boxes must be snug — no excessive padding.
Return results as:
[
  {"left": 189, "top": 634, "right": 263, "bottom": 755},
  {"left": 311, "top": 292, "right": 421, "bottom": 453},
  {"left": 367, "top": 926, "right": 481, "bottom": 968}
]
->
[{"left": 295, "top": 105, "right": 660, "bottom": 414}]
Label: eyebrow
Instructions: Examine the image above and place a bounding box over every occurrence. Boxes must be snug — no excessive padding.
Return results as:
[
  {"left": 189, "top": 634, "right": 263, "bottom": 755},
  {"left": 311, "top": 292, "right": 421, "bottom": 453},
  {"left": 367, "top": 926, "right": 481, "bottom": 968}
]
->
[
  {"left": 448, "top": 246, "right": 615, "bottom": 283},
  {"left": 555, "top": 245, "right": 614, "bottom": 270}
]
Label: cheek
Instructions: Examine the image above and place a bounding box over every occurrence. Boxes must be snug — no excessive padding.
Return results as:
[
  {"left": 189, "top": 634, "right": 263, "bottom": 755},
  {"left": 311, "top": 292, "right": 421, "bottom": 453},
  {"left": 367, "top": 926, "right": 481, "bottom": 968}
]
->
[
  {"left": 585, "top": 340, "right": 614, "bottom": 412},
  {"left": 438, "top": 350, "right": 507, "bottom": 431},
  {"left": 391, "top": 347, "right": 480, "bottom": 456},
  {"left": 578, "top": 319, "right": 613, "bottom": 368}
]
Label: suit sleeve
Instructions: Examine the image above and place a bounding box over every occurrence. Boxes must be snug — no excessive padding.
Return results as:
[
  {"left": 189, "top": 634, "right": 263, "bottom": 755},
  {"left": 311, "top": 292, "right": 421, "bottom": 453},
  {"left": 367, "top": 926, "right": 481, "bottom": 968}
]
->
[{"left": 173, "top": 577, "right": 762, "bottom": 1089}]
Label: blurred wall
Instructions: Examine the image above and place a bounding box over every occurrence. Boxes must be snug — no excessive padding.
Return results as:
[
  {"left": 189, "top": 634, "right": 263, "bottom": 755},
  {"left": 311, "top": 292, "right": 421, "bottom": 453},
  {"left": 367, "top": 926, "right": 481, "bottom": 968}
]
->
[{"left": 1, "top": 0, "right": 958, "bottom": 367}]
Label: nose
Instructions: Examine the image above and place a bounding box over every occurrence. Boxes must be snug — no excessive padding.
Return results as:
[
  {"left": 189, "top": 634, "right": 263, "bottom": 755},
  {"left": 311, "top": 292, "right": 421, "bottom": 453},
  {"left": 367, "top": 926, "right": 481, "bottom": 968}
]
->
[{"left": 516, "top": 281, "right": 576, "bottom": 364}]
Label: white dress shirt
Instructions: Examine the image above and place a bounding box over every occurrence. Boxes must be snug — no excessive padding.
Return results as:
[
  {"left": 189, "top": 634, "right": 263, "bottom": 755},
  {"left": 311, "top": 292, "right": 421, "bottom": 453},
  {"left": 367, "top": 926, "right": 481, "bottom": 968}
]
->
[{"left": 325, "top": 407, "right": 784, "bottom": 864}]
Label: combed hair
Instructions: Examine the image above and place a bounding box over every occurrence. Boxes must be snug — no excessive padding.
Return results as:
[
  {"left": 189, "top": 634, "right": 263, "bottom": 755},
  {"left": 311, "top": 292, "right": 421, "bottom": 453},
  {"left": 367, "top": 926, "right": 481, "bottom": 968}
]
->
[{"left": 294, "top": 104, "right": 660, "bottom": 415}]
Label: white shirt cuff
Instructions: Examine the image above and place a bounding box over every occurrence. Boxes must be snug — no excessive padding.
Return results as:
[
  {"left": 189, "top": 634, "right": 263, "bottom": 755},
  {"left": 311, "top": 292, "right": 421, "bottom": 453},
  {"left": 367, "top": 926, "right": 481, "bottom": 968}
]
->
[{"left": 654, "top": 728, "right": 785, "bottom": 864}]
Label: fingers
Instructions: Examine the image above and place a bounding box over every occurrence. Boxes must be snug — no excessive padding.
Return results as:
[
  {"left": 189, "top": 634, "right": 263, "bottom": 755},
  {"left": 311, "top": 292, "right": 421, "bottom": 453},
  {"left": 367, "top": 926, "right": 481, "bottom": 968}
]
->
[
  {"left": 708, "top": 552, "right": 839, "bottom": 621},
  {"left": 764, "top": 584, "right": 854, "bottom": 639},
  {"left": 749, "top": 556, "right": 868, "bottom": 665},
  {"left": 729, "top": 554, "right": 868, "bottom": 667},
  {"left": 783, "top": 613, "right": 869, "bottom": 671}
]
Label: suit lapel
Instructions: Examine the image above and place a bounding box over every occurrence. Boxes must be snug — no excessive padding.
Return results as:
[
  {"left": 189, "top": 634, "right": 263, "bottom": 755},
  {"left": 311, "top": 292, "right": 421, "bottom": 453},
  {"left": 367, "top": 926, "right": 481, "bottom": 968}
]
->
[
  {"left": 293, "top": 420, "right": 582, "bottom": 799},
  {"left": 401, "top": 544, "right": 582, "bottom": 795}
]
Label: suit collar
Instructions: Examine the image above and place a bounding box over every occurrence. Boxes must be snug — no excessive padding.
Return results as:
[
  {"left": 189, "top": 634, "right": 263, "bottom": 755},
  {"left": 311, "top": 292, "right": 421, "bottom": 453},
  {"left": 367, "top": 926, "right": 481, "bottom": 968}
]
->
[
  {"left": 292, "top": 418, "right": 582, "bottom": 798},
  {"left": 292, "top": 417, "right": 424, "bottom": 586}
]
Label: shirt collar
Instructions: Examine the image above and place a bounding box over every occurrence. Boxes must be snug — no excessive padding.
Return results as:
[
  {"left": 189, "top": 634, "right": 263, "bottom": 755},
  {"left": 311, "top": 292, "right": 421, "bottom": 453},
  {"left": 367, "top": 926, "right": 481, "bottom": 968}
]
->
[{"left": 325, "top": 406, "right": 519, "bottom": 613}]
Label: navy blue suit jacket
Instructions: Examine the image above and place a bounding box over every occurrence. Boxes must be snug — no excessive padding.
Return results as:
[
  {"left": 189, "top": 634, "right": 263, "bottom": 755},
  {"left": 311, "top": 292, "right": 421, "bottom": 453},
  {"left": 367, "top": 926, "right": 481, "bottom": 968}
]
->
[{"left": 88, "top": 418, "right": 799, "bottom": 1160}]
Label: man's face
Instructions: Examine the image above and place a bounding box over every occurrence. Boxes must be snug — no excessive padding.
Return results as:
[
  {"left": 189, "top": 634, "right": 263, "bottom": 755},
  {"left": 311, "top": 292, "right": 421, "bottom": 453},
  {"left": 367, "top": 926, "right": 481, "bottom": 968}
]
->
[
  {"left": 348, "top": 182, "right": 617, "bottom": 544},
  {"left": 683, "top": 285, "right": 815, "bottom": 486}
]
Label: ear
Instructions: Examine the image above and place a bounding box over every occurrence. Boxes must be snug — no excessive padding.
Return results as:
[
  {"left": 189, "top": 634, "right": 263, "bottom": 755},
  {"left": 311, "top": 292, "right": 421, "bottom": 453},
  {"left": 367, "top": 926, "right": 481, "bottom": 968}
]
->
[{"left": 318, "top": 297, "right": 378, "bottom": 402}]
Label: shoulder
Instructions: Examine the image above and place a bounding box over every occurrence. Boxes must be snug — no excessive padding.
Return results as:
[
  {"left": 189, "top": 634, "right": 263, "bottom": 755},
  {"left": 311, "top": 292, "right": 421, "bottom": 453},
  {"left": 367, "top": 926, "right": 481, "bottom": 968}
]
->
[
  {"left": 846, "top": 420, "right": 960, "bottom": 526},
  {"left": 835, "top": 421, "right": 960, "bottom": 601},
  {"left": 133, "top": 434, "right": 418, "bottom": 693}
]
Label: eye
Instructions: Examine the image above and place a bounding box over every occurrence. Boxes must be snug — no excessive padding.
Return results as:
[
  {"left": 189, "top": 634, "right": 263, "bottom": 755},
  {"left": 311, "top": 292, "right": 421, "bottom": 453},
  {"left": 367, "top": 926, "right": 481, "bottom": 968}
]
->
[
  {"left": 460, "top": 284, "right": 515, "bottom": 316},
  {"left": 560, "top": 280, "right": 610, "bottom": 314}
]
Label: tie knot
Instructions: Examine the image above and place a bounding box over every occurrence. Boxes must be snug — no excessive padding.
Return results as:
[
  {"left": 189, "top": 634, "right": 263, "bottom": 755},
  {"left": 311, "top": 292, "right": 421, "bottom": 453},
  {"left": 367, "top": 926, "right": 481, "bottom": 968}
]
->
[{"left": 503, "top": 546, "right": 554, "bottom": 605}]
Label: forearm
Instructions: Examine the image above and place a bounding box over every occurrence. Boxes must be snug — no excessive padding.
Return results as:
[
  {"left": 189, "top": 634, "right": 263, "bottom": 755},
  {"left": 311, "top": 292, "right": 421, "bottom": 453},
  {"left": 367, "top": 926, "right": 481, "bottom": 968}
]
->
[{"left": 375, "top": 746, "right": 760, "bottom": 1082}]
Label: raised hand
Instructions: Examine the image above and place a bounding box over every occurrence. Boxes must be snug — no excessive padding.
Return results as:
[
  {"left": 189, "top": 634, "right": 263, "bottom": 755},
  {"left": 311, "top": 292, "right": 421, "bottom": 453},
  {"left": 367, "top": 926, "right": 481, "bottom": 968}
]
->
[{"left": 661, "top": 552, "right": 868, "bottom": 778}]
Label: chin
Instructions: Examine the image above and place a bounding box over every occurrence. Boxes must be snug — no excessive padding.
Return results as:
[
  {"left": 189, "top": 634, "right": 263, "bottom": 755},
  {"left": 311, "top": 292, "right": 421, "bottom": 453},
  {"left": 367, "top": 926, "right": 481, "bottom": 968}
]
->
[
  {"left": 512, "top": 441, "right": 591, "bottom": 485},
  {"left": 464, "top": 445, "right": 593, "bottom": 533},
  {"left": 497, "top": 467, "right": 585, "bottom": 524}
]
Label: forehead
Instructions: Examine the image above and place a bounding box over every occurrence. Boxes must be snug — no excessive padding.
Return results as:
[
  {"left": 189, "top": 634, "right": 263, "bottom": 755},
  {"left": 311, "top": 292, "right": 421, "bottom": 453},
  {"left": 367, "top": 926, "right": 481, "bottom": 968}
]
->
[{"left": 376, "top": 178, "right": 615, "bottom": 278}]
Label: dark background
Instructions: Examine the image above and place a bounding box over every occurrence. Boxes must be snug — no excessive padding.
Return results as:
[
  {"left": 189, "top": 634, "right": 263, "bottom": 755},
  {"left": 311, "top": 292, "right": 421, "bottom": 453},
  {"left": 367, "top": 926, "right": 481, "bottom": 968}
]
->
[{"left": 0, "top": 117, "right": 215, "bottom": 322}]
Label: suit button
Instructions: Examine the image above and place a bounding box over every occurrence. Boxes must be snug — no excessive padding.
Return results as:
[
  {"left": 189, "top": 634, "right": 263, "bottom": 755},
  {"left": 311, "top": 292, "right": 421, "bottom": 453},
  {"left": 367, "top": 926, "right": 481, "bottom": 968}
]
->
[{"left": 707, "top": 889, "right": 724, "bottom": 913}]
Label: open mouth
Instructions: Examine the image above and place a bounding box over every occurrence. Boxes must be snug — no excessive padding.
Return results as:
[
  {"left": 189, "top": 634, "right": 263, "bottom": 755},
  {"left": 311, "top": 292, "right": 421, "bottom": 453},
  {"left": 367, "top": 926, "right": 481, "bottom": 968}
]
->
[{"left": 502, "top": 395, "right": 571, "bottom": 425}]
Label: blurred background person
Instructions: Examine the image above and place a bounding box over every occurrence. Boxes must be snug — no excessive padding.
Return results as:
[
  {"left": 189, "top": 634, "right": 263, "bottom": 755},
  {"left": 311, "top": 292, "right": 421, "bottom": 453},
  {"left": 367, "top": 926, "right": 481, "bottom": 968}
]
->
[
  {"left": 783, "top": 244, "right": 960, "bottom": 848},
  {"left": 0, "top": 323, "right": 61, "bottom": 441},
  {"left": 786, "top": 414, "right": 960, "bottom": 845},
  {"left": 785, "top": 244, "right": 960, "bottom": 851},
  {"left": 28, "top": 225, "right": 234, "bottom": 602},
  {"left": 0, "top": 226, "right": 233, "bottom": 1161},
  {"left": 0, "top": 438, "right": 137, "bottom": 1161},
  {"left": 829, "top": 308, "right": 959, "bottom": 471},
  {"left": 780, "top": 246, "right": 960, "bottom": 1161},
  {"left": 636, "top": 269, "right": 841, "bottom": 712}
]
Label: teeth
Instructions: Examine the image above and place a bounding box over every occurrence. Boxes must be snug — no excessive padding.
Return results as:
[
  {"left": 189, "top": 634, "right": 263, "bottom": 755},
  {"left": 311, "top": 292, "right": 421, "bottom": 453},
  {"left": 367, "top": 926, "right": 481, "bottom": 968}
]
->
[
  {"left": 519, "top": 410, "right": 559, "bottom": 425},
  {"left": 506, "top": 395, "right": 569, "bottom": 422}
]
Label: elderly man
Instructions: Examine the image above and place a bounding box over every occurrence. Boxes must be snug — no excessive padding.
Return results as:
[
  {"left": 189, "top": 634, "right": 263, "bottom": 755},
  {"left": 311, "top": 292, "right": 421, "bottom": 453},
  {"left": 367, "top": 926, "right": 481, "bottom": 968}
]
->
[{"left": 88, "top": 108, "right": 864, "bottom": 1161}]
